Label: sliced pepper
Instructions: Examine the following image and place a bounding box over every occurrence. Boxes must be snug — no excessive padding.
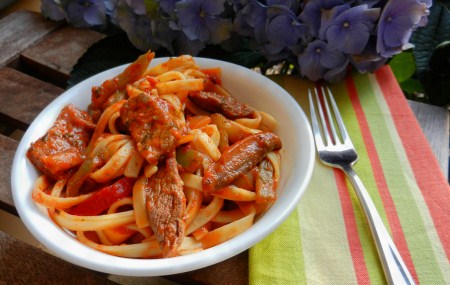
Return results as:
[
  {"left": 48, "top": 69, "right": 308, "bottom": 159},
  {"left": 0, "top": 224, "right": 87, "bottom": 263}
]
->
[
  {"left": 200, "top": 68, "right": 222, "bottom": 85},
  {"left": 68, "top": 177, "right": 134, "bottom": 216}
]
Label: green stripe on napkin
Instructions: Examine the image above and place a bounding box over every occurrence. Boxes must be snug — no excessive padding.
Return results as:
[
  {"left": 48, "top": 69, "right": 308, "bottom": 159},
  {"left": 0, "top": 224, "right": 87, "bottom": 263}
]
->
[{"left": 250, "top": 208, "right": 306, "bottom": 284}]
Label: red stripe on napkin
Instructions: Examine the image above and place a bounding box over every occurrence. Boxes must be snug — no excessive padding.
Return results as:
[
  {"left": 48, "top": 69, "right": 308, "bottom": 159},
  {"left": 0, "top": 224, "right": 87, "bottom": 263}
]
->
[
  {"left": 335, "top": 169, "right": 370, "bottom": 285},
  {"left": 346, "top": 76, "right": 418, "bottom": 281},
  {"left": 375, "top": 66, "right": 450, "bottom": 261}
]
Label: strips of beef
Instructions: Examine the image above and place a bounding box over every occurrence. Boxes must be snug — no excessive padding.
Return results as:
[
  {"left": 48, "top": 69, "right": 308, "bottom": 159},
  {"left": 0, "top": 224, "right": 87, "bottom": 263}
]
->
[
  {"left": 202, "top": 132, "right": 282, "bottom": 193},
  {"left": 120, "top": 92, "right": 187, "bottom": 165},
  {"left": 145, "top": 158, "right": 186, "bottom": 257},
  {"left": 27, "top": 104, "right": 95, "bottom": 180},
  {"left": 189, "top": 80, "right": 255, "bottom": 119},
  {"left": 89, "top": 51, "right": 155, "bottom": 122}
]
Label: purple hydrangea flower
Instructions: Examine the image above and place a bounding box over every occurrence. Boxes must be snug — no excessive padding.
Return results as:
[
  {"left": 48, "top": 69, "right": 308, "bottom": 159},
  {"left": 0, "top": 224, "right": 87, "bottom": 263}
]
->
[
  {"left": 299, "top": 0, "right": 345, "bottom": 37},
  {"left": 350, "top": 38, "right": 388, "bottom": 73},
  {"left": 41, "top": 0, "right": 66, "bottom": 21},
  {"left": 176, "top": 0, "right": 232, "bottom": 44},
  {"left": 66, "top": 0, "right": 107, "bottom": 28},
  {"left": 264, "top": 5, "right": 309, "bottom": 54},
  {"left": 376, "top": 0, "right": 430, "bottom": 57},
  {"left": 416, "top": 0, "right": 432, "bottom": 27},
  {"left": 323, "top": 58, "right": 350, "bottom": 83},
  {"left": 112, "top": 0, "right": 162, "bottom": 51},
  {"left": 298, "top": 39, "right": 349, "bottom": 81},
  {"left": 233, "top": 0, "right": 267, "bottom": 41},
  {"left": 318, "top": 4, "right": 349, "bottom": 39},
  {"left": 320, "top": 4, "right": 380, "bottom": 54}
]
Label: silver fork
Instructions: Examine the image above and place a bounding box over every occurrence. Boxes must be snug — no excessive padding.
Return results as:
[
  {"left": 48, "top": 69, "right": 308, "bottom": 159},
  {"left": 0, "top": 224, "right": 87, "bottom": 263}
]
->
[{"left": 308, "top": 86, "right": 416, "bottom": 285}]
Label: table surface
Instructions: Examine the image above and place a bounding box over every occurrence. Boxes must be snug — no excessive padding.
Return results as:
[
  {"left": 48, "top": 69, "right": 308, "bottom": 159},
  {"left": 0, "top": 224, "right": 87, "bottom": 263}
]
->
[{"left": 0, "top": 9, "right": 448, "bottom": 285}]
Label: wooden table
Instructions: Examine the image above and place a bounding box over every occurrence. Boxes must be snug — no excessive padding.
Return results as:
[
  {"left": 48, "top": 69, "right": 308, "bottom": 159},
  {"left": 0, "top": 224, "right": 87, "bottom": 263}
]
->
[{"left": 0, "top": 10, "right": 448, "bottom": 285}]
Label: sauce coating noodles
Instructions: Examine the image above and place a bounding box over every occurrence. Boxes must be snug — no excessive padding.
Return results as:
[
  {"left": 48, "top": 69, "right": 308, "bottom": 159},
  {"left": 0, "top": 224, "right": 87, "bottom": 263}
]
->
[{"left": 28, "top": 52, "right": 282, "bottom": 258}]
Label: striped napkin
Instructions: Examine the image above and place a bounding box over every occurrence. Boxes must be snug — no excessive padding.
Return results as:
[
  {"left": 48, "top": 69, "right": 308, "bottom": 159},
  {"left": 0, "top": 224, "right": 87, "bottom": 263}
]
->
[{"left": 249, "top": 66, "right": 450, "bottom": 284}]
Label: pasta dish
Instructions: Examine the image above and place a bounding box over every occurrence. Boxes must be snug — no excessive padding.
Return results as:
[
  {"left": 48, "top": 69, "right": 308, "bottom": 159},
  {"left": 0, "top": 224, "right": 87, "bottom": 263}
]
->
[{"left": 27, "top": 51, "right": 282, "bottom": 258}]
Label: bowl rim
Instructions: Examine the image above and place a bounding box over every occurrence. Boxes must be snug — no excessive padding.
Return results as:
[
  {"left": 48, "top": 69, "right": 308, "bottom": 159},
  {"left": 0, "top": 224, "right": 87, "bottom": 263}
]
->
[{"left": 11, "top": 56, "right": 315, "bottom": 276}]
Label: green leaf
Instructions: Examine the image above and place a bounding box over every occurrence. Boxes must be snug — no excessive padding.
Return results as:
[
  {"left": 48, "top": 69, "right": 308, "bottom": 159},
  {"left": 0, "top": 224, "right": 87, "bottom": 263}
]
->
[
  {"left": 389, "top": 51, "right": 416, "bottom": 83},
  {"left": 400, "top": 78, "right": 423, "bottom": 95},
  {"left": 411, "top": 1, "right": 450, "bottom": 78}
]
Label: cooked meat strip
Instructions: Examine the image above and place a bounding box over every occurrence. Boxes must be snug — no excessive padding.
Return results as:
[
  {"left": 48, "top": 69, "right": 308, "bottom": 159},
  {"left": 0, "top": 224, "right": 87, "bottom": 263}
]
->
[
  {"left": 202, "top": 132, "right": 282, "bottom": 193},
  {"left": 145, "top": 158, "right": 186, "bottom": 257},
  {"left": 27, "top": 104, "right": 95, "bottom": 180},
  {"left": 120, "top": 92, "right": 187, "bottom": 165},
  {"left": 188, "top": 80, "right": 255, "bottom": 119},
  {"left": 89, "top": 51, "right": 155, "bottom": 122}
]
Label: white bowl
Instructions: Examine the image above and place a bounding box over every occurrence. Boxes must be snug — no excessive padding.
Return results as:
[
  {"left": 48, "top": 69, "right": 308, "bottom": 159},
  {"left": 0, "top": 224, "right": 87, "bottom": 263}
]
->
[{"left": 11, "top": 57, "right": 314, "bottom": 276}]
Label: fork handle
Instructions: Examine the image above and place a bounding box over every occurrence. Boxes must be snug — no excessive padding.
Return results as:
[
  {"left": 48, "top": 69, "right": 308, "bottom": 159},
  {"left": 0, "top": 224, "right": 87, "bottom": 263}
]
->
[{"left": 341, "top": 164, "right": 416, "bottom": 285}]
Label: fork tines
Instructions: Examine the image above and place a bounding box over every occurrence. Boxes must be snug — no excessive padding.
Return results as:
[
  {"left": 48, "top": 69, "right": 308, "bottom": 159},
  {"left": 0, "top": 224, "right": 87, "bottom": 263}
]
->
[{"left": 308, "top": 86, "right": 351, "bottom": 147}]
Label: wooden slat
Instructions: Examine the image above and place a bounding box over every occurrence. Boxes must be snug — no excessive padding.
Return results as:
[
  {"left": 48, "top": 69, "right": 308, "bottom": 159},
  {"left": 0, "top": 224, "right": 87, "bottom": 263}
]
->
[
  {"left": 0, "top": 67, "right": 63, "bottom": 130},
  {"left": 0, "top": 10, "right": 62, "bottom": 67},
  {"left": 0, "top": 230, "right": 118, "bottom": 284},
  {"left": 409, "top": 101, "right": 449, "bottom": 176},
  {"left": 21, "top": 26, "right": 105, "bottom": 87},
  {"left": 0, "top": 134, "right": 18, "bottom": 215}
]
